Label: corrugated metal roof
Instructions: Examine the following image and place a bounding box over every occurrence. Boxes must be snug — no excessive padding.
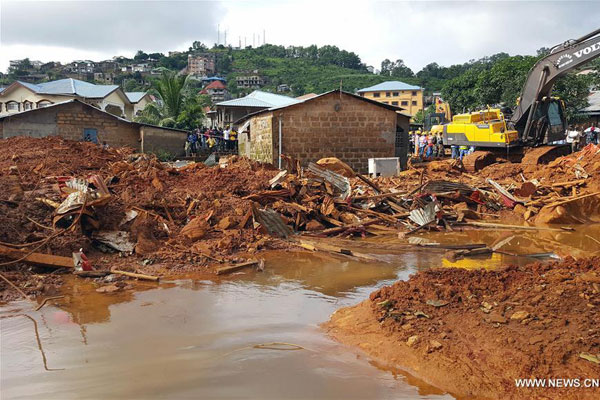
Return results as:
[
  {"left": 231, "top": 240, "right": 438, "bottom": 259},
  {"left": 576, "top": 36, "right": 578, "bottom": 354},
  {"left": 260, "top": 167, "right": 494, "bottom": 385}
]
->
[
  {"left": 234, "top": 89, "right": 406, "bottom": 126},
  {"left": 125, "top": 92, "right": 148, "bottom": 103},
  {"left": 16, "top": 78, "right": 118, "bottom": 98},
  {"left": 216, "top": 90, "right": 300, "bottom": 108},
  {"left": 583, "top": 91, "right": 600, "bottom": 112},
  {"left": 357, "top": 81, "right": 422, "bottom": 93}
]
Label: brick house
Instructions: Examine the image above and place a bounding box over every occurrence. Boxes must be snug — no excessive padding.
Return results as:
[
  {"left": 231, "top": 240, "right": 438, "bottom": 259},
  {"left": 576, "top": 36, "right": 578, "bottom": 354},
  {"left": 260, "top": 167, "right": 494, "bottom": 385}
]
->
[
  {"left": 237, "top": 90, "right": 410, "bottom": 173},
  {"left": 0, "top": 99, "right": 187, "bottom": 156}
]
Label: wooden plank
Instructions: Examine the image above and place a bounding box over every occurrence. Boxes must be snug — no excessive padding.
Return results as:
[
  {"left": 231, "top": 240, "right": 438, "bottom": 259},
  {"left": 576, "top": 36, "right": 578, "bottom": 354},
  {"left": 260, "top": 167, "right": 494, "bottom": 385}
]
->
[
  {"left": 316, "top": 218, "right": 379, "bottom": 235},
  {"left": 549, "top": 179, "right": 587, "bottom": 188},
  {"left": 456, "top": 221, "right": 567, "bottom": 232},
  {"left": 0, "top": 244, "right": 73, "bottom": 268},
  {"left": 111, "top": 269, "right": 159, "bottom": 281},
  {"left": 542, "top": 191, "right": 600, "bottom": 208},
  {"left": 216, "top": 260, "right": 259, "bottom": 275}
]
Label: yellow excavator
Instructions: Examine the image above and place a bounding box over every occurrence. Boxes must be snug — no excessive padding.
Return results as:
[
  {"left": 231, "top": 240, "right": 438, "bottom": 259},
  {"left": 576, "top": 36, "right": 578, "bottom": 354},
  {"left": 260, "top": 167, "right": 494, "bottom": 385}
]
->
[{"left": 443, "top": 27, "right": 600, "bottom": 164}]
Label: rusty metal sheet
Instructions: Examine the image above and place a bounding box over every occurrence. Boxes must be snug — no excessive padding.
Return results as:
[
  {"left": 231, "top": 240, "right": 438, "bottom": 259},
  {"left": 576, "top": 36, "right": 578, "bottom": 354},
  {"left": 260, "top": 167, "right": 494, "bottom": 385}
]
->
[
  {"left": 251, "top": 204, "right": 293, "bottom": 239},
  {"left": 307, "top": 162, "right": 351, "bottom": 200}
]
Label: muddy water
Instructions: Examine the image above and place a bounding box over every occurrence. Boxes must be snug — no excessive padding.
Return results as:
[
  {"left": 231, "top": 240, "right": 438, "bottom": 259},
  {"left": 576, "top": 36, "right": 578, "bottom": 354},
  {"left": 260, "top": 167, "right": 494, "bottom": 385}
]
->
[{"left": 2, "top": 224, "right": 599, "bottom": 400}]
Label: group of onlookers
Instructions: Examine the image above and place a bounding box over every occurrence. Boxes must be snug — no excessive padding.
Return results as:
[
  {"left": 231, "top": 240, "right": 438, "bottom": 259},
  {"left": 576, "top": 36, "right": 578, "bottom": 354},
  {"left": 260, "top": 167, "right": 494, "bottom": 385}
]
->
[
  {"left": 414, "top": 132, "right": 445, "bottom": 158},
  {"left": 566, "top": 123, "right": 599, "bottom": 153},
  {"left": 185, "top": 126, "right": 238, "bottom": 157},
  {"left": 412, "top": 131, "right": 474, "bottom": 160}
]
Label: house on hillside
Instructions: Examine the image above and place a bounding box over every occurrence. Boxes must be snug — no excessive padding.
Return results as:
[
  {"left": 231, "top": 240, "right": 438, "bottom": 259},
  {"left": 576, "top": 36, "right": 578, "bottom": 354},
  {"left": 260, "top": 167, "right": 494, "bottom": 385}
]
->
[
  {"left": 0, "top": 99, "right": 187, "bottom": 156},
  {"left": 0, "top": 78, "right": 152, "bottom": 120},
  {"left": 357, "top": 81, "right": 424, "bottom": 117},
  {"left": 236, "top": 71, "right": 266, "bottom": 89},
  {"left": 188, "top": 54, "right": 216, "bottom": 76},
  {"left": 212, "top": 90, "right": 299, "bottom": 128},
  {"left": 200, "top": 81, "right": 231, "bottom": 103},
  {"left": 236, "top": 90, "right": 411, "bottom": 173}
]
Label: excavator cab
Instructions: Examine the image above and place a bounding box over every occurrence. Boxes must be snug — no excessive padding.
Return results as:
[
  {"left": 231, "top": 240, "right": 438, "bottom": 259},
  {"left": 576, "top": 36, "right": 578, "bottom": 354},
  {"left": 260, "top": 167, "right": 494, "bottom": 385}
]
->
[{"left": 515, "top": 97, "right": 567, "bottom": 146}]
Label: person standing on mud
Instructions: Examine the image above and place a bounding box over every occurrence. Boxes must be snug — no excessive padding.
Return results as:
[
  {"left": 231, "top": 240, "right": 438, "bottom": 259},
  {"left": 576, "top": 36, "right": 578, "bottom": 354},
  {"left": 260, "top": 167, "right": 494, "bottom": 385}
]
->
[
  {"left": 586, "top": 123, "right": 598, "bottom": 145},
  {"left": 566, "top": 125, "right": 580, "bottom": 153},
  {"left": 436, "top": 133, "right": 444, "bottom": 158},
  {"left": 223, "top": 126, "right": 231, "bottom": 151}
]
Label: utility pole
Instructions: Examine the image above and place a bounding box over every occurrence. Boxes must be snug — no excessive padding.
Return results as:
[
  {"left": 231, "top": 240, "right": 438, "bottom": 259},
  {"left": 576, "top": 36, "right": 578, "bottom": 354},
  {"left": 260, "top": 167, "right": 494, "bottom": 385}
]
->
[
  {"left": 217, "top": 24, "right": 220, "bottom": 45},
  {"left": 263, "top": 29, "right": 266, "bottom": 45},
  {"left": 253, "top": 33, "right": 255, "bottom": 47},
  {"left": 224, "top": 30, "right": 227, "bottom": 46}
]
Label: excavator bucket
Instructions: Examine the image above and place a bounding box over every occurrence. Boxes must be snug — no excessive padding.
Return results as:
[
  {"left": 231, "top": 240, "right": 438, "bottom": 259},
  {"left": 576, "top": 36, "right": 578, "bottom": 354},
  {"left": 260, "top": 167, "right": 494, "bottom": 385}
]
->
[
  {"left": 461, "top": 151, "right": 496, "bottom": 172},
  {"left": 521, "top": 145, "right": 571, "bottom": 165}
]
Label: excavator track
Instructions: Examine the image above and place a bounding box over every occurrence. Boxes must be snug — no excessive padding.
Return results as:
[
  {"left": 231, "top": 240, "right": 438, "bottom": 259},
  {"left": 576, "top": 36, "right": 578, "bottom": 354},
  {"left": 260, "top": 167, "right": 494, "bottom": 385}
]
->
[{"left": 521, "top": 145, "right": 571, "bottom": 165}]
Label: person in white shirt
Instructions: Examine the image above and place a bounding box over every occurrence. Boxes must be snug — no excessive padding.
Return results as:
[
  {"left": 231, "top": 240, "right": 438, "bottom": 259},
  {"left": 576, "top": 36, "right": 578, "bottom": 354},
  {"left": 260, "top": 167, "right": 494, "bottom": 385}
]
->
[
  {"left": 223, "top": 126, "right": 231, "bottom": 151},
  {"left": 566, "top": 125, "right": 580, "bottom": 153}
]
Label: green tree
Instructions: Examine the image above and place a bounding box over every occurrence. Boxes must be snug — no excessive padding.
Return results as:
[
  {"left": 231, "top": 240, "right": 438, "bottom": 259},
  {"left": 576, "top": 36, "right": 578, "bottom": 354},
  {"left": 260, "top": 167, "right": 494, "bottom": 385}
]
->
[
  {"left": 135, "top": 71, "right": 205, "bottom": 130},
  {"left": 134, "top": 50, "right": 149, "bottom": 61}
]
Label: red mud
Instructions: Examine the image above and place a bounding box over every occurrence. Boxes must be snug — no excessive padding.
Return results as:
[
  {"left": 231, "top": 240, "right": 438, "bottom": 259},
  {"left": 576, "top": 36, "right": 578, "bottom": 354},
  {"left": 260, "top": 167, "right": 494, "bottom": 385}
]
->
[{"left": 326, "top": 257, "right": 600, "bottom": 399}]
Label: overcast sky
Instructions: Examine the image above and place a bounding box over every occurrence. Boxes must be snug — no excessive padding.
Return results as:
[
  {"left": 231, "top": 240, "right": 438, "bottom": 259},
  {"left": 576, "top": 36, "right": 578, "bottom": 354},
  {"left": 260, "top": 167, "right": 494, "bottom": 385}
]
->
[{"left": 1, "top": 0, "right": 600, "bottom": 74}]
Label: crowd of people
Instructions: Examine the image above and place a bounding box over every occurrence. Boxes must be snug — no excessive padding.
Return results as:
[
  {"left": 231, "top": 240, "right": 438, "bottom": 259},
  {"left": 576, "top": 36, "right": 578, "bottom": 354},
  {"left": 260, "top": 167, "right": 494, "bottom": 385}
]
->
[
  {"left": 185, "top": 126, "right": 238, "bottom": 157},
  {"left": 411, "top": 131, "right": 475, "bottom": 160}
]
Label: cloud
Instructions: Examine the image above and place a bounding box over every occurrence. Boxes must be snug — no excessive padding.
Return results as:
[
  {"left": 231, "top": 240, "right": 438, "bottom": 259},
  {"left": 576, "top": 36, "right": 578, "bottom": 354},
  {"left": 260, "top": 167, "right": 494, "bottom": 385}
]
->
[
  {"left": 221, "top": 0, "right": 600, "bottom": 71},
  {"left": 1, "top": 0, "right": 223, "bottom": 63},
  {"left": 1, "top": 0, "right": 600, "bottom": 74}
]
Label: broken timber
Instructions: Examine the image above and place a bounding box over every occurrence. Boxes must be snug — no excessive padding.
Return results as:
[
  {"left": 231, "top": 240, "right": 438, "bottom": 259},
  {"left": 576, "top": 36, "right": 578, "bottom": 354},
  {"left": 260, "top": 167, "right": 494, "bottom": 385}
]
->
[{"left": 0, "top": 244, "right": 73, "bottom": 268}]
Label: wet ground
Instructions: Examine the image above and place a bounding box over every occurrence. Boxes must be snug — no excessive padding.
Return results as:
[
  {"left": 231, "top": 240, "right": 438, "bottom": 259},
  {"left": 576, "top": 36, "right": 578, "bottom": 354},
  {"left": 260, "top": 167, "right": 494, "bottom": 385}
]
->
[{"left": 2, "top": 224, "right": 599, "bottom": 399}]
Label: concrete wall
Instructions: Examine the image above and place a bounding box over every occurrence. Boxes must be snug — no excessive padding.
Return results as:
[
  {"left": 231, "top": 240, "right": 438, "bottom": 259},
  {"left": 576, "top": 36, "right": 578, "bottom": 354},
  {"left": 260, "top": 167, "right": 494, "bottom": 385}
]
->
[
  {"left": 243, "top": 114, "right": 274, "bottom": 163},
  {"left": 140, "top": 125, "right": 187, "bottom": 156},
  {"left": 0, "top": 105, "right": 58, "bottom": 138},
  {"left": 55, "top": 102, "right": 140, "bottom": 149},
  {"left": 361, "top": 88, "right": 423, "bottom": 117},
  {"left": 0, "top": 102, "right": 140, "bottom": 150}
]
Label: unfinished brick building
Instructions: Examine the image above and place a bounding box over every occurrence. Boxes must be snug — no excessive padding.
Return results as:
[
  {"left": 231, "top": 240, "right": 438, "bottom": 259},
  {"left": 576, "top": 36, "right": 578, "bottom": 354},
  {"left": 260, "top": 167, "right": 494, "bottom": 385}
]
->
[
  {"left": 0, "top": 99, "right": 187, "bottom": 156},
  {"left": 237, "top": 90, "right": 410, "bottom": 173}
]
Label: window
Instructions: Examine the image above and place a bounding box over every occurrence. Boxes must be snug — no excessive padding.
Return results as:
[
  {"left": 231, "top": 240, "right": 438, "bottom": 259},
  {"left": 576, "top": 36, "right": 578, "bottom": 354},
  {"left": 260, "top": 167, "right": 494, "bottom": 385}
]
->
[
  {"left": 392, "top": 92, "right": 399, "bottom": 96},
  {"left": 83, "top": 128, "right": 98, "bottom": 144},
  {"left": 412, "top": 101, "right": 417, "bottom": 106},
  {"left": 382, "top": 101, "right": 388, "bottom": 104},
  {"left": 401, "top": 101, "right": 408, "bottom": 106},
  {"left": 23, "top": 102, "right": 32, "bottom": 111},
  {"left": 412, "top": 91, "right": 417, "bottom": 96},
  {"left": 386, "top": 92, "right": 391, "bottom": 97},
  {"left": 392, "top": 101, "right": 398, "bottom": 106},
  {"left": 38, "top": 100, "right": 52, "bottom": 108},
  {"left": 6, "top": 101, "right": 19, "bottom": 111},
  {"left": 547, "top": 102, "right": 563, "bottom": 126},
  {"left": 373, "top": 92, "right": 380, "bottom": 98}
]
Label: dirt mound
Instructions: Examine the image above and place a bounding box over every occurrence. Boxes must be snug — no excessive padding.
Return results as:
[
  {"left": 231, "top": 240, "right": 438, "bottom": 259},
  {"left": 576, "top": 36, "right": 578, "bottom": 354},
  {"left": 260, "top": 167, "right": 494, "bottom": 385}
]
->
[
  {"left": 327, "top": 257, "right": 600, "bottom": 399},
  {"left": 0, "top": 137, "right": 285, "bottom": 282}
]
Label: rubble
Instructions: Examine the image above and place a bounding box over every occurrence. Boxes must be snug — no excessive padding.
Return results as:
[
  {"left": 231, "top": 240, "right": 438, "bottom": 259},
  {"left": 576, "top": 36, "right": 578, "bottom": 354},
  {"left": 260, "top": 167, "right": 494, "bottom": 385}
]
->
[{"left": 1, "top": 136, "right": 600, "bottom": 300}]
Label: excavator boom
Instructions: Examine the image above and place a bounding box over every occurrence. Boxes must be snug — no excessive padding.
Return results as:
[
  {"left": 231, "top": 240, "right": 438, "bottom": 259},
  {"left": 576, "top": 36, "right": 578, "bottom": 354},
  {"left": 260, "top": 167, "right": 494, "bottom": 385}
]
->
[{"left": 511, "top": 28, "right": 600, "bottom": 143}]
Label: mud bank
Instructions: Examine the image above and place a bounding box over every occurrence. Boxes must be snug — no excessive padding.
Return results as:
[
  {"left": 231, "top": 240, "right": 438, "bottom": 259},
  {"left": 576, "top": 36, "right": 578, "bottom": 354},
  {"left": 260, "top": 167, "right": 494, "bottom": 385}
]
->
[{"left": 326, "top": 257, "right": 600, "bottom": 399}]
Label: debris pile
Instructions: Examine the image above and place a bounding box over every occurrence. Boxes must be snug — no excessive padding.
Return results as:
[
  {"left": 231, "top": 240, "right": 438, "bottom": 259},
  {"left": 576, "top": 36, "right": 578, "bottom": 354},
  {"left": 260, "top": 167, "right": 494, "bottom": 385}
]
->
[
  {"left": 1, "top": 137, "right": 599, "bottom": 299},
  {"left": 327, "top": 256, "right": 600, "bottom": 399}
]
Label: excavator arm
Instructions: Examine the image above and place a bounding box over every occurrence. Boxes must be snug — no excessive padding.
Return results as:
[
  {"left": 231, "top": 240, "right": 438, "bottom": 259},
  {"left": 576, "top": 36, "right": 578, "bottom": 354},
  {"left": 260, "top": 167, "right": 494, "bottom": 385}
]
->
[{"left": 511, "top": 28, "right": 600, "bottom": 143}]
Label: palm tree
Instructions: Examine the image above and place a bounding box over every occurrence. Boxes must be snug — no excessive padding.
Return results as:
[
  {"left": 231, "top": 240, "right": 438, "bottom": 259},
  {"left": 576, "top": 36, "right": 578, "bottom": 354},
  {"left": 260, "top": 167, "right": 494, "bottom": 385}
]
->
[{"left": 135, "top": 70, "right": 194, "bottom": 127}]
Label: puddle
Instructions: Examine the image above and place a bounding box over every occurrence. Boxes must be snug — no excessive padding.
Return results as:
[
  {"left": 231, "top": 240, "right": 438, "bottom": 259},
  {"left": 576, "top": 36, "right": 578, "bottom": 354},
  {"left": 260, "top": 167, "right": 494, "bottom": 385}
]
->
[{"left": 1, "top": 224, "right": 599, "bottom": 399}]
